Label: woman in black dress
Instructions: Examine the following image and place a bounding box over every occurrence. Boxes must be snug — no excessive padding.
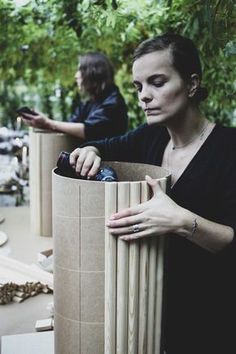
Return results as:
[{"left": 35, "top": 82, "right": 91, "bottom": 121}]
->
[{"left": 70, "top": 34, "right": 236, "bottom": 354}]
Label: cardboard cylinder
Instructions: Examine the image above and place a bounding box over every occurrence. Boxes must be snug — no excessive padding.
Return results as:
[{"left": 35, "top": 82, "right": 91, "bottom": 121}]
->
[
  {"left": 52, "top": 162, "right": 170, "bottom": 354},
  {"left": 29, "top": 128, "right": 78, "bottom": 237}
]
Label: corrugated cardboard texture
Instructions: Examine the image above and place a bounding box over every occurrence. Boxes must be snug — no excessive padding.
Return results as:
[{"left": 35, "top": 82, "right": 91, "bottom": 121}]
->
[{"left": 52, "top": 162, "right": 170, "bottom": 354}]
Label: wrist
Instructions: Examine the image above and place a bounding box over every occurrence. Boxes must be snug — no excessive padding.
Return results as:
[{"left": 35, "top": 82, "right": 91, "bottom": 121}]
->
[
  {"left": 48, "top": 119, "right": 58, "bottom": 131},
  {"left": 86, "top": 146, "right": 101, "bottom": 156},
  {"left": 176, "top": 208, "right": 198, "bottom": 239}
]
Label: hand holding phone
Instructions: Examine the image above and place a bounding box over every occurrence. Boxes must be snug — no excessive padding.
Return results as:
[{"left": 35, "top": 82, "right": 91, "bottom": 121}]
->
[{"left": 16, "top": 106, "right": 37, "bottom": 119}]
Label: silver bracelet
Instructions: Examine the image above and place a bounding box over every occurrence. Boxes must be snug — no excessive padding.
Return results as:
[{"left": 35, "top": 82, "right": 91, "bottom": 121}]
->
[{"left": 189, "top": 217, "right": 198, "bottom": 238}]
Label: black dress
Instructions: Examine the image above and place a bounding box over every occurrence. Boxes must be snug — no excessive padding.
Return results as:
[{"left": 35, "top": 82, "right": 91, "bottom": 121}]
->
[{"left": 83, "top": 123, "right": 236, "bottom": 354}]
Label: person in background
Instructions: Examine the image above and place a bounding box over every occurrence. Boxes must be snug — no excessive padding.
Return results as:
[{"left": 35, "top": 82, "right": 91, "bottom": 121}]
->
[
  {"left": 20, "top": 52, "right": 128, "bottom": 141},
  {"left": 69, "top": 34, "right": 236, "bottom": 353}
]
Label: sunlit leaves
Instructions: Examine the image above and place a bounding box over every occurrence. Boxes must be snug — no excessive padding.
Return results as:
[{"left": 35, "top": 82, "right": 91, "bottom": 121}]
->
[{"left": 0, "top": 0, "right": 235, "bottom": 126}]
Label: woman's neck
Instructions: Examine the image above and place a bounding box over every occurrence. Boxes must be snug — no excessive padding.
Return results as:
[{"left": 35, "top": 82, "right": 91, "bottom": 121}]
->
[{"left": 166, "top": 107, "right": 207, "bottom": 148}]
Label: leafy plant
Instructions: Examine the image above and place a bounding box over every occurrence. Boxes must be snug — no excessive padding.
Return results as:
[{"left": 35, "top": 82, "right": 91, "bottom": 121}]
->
[{"left": 0, "top": 0, "right": 235, "bottom": 128}]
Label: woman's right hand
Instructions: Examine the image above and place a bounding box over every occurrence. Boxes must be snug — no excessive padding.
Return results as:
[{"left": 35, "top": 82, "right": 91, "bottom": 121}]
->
[{"left": 69, "top": 146, "right": 101, "bottom": 178}]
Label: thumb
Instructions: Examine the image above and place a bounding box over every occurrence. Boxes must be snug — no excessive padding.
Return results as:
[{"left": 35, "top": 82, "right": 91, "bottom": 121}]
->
[{"left": 145, "top": 175, "right": 162, "bottom": 196}]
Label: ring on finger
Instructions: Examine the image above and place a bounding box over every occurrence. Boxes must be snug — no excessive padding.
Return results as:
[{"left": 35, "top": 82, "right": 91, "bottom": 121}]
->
[{"left": 132, "top": 224, "right": 140, "bottom": 233}]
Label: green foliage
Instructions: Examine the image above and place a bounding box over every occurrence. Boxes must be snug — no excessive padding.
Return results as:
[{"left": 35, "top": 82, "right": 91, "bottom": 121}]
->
[{"left": 0, "top": 0, "right": 235, "bottom": 128}]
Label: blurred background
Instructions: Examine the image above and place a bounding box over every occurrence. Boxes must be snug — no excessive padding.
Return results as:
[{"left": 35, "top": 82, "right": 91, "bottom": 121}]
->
[{"left": 0, "top": 0, "right": 235, "bottom": 206}]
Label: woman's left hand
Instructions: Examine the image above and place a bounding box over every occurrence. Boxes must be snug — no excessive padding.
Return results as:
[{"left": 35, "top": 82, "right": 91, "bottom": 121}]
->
[
  {"left": 106, "top": 175, "right": 185, "bottom": 241},
  {"left": 21, "top": 111, "right": 52, "bottom": 130}
]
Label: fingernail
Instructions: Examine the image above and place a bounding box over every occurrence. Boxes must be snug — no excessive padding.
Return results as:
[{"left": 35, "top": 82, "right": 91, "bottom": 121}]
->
[{"left": 109, "top": 215, "right": 115, "bottom": 220}]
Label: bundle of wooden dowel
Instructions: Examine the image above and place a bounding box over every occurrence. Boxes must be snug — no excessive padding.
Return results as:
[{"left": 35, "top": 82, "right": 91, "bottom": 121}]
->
[{"left": 0, "top": 281, "right": 53, "bottom": 305}]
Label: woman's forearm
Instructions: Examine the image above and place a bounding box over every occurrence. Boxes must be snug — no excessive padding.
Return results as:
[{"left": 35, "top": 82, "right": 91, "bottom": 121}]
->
[
  {"left": 177, "top": 208, "right": 234, "bottom": 253},
  {"left": 49, "top": 120, "right": 86, "bottom": 140},
  {"left": 106, "top": 177, "right": 235, "bottom": 253}
]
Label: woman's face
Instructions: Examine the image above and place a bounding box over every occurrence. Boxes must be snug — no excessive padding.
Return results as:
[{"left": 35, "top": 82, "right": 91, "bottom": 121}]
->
[
  {"left": 75, "top": 69, "right": 83, "bottom": 90},
  {"left": 132, "top": 49, "right": 190, "bottom": 126}
]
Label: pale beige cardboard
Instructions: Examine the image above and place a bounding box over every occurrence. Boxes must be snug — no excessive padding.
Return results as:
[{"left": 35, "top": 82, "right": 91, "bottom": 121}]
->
[
  {"left": 29, "top": 128, "right": 78, "bottom": 237},
  {"left": 52, "top": 162, "right": 170, "bottom": 354}
]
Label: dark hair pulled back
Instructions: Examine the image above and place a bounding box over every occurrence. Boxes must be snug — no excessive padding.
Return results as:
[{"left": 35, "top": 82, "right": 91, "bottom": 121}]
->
[{"left": 133, "top": 33, "right": 208, "bottom": 102}]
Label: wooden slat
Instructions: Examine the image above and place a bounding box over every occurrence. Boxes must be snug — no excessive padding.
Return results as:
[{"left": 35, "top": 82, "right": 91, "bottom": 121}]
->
[
  {"left": 105, "top": 182, "right": 118, "bottom": 354},
  {"left": 138, "top": 181, "right": 150, "bottom": 354},
  {"left": 116, "top": 182, "right": 130, "bottom": 354},
  {"left": 147, "top": 237, "right": 158, "bottom": 354},
  {"left": 154, "top": 236, "right": 165, "bottom": 354},
  {"left": 128, "top": 182, "right": 141, "bottom": 354}
]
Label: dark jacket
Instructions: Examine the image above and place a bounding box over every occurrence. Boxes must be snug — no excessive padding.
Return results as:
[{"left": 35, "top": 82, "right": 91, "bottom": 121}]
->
[{"left": 69, "top": 84, "right": 128, "bottom": 141}]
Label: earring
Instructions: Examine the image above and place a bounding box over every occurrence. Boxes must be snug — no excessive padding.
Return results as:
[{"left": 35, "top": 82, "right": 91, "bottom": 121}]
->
[{"left": 188, "top": 88, "right": 197, "bottom": 98}]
